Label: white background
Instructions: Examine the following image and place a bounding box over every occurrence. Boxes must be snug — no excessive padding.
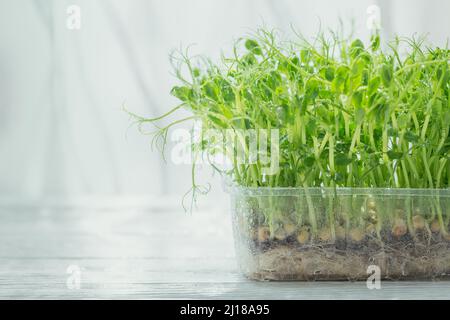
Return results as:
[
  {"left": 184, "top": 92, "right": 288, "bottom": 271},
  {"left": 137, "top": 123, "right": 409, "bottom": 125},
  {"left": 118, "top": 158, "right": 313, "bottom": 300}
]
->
[{"left": 0, "top": 0, "right": 449, "bottom": 205}]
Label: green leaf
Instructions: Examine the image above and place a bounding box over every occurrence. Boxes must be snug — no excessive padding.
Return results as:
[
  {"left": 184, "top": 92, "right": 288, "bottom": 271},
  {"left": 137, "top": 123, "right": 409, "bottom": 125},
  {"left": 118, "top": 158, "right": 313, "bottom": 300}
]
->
[
  {"left": 332, "top": 66, "right": 349, "bottom": 92},
  {"left": 209, "top": 114, "right": 227, "bottom": 127},
  {"left": 192, "top": 68, "right": 200, "bottom": 77},
  {"left": 324, "top": 67, "right": 334, "bottom": 81},
  {"left": 244, "top": 39, "right": 262, "bottom": 55},
  {"left": 306, "top": 118, "right": 317, "bottom": 132},
  {"left": 350, "top": 39, "right": 365, "bottom": 59},
  {"left": 336, "top": 65, "right": 350, "bottom": 79},
  {"left": 352, "top": 91, "right": 363, "bottom": 108},
  {"left": 203, "top": 83, "right": 217, "bottom": 100},
  {"left": 432, "top": 100, "right": 443, "bottom": 115},
  {"left": 361, "top": 70, "right": 369, "bottom": 85},
  {"left": 436, "top": 64, "right": 448, "bottom": 85},
  {"left": 351, "top": 59, "right": 366, "bottom": 77},
  {"left": 397, "top": 114, "right": 409, "bottom": 128},
  {"left": 370, "top": 34, "right": 380, "bottom": 51},
  {"left": 305, "top": 79, "right": 320, "bottom": 100},
  {"left": 316, "top": 104, "right": 332, "bottom": 124},
  {"left": 380, "top": 64, "right": 393, "bottom": 87},
  {"left": 171, "top": 86, "right": 193, "bottom": 102},
  {"left": 351, "top": 39, "right": 365, "bottom": 50},
  {"left": 287, "top": 56, "right": 301, "bottom": 75},
  {"left": 368, "top": 76, "right": 381, "bottom": 96},
  {"left": 355, "top": 107, "right": 365, "bottom": 124},
  {"left": 242, "top": 53, "right": 257, "bottom": 65},
  {"left": 387, "top": 151, "right": 403, "bottom": 160},
  {"left": 304, "top": 156, "right": 315, "bottom": 167},
  {"left": 443, "top": 110, "right": 450, "bottom": 126},
  {"left": 269, "top": 71, "right": 282, "bottom": 89},
  {"left": 334, "top": 172, "right": 345, "bottom": 183},
  {"left": 387, "top": 127, "right": 398, "bottom": 137},
  {"left": 335, "top": 153, "right": 353, "bottom": 166},
  {"left": 404, "top": 131, "right": 419, "bottom": 142}
]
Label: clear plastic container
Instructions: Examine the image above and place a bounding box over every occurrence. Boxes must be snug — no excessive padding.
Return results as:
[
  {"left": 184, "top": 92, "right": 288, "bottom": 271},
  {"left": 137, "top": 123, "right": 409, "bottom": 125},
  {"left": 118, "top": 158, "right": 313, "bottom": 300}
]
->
[{"left": 227, "top": 186, "right": 450, "bottom": 281}]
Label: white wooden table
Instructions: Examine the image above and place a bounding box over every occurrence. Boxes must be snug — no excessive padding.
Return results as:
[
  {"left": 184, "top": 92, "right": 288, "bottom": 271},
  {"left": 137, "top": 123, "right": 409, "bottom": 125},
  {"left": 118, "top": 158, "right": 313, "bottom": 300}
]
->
[{"left": 0, "top": 199, "right": 449, "bottom": 299}]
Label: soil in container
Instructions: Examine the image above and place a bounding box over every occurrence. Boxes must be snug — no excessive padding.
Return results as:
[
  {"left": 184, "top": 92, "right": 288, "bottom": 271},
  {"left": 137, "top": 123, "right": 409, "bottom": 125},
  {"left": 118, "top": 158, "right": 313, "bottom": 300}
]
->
[{"left": 232, "top": 191, "right": 450, "bottom": 281}]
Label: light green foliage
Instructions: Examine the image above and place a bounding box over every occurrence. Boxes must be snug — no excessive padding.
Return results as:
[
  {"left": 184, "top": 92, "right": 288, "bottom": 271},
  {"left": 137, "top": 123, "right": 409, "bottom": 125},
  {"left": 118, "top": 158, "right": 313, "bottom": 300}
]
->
[{"left": 132, "top": 28, "right": 450, "bottom": 190}]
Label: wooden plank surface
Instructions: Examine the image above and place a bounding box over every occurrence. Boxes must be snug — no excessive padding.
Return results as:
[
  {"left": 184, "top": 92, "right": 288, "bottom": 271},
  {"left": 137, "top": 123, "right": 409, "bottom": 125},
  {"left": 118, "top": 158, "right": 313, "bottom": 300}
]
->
[{"left": 0, "top": 203, "right": 449, "bottom": 299}]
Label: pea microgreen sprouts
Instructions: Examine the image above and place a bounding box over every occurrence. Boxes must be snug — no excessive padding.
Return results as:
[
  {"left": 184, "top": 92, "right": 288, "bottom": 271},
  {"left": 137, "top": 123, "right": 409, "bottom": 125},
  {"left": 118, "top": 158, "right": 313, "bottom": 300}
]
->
[{"left": 127, "top": 27, "right": 450, "bottom": 236}]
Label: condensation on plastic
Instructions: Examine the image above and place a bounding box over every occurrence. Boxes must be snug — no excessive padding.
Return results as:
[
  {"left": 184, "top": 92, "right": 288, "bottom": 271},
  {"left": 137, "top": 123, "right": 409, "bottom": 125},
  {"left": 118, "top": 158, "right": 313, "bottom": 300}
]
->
[{"left": 225, "top": 184, "right": 450, "bottom": 281}]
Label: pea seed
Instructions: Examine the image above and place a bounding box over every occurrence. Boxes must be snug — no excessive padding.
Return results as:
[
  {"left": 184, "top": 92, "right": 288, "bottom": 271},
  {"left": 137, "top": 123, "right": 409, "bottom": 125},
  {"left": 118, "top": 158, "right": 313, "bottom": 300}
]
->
[
  {"left": 257, "top": 227, "right": 270, "bottom": 242},
  {"left": 430, "top": 219, "right": 441, "bottom": 233},
  {"left": 318, "top": 228, "right": 332, "bottom": 242},
  {"left": 283, "top": 223, "right": 297, "bottom": 236},
  {"left": 297, "top": 228, "right": 310, "bottom": 244},
  {"left": 412, "top": 215, "right": 425, "bottom": 230},
  {"left": 392, "top": 218, "right": 407, "bottom": 238},
  {"left": 350, "top": 228, "right": 364, "bottom": 242}
]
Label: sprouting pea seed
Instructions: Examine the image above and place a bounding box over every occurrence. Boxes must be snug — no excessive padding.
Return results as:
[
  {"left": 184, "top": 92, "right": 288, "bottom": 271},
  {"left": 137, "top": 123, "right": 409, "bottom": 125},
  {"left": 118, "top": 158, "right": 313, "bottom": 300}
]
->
[
  {"left": 392, "top": 218, "right": 407, "bottom": 238},
  {"left": 350, "top": 228, "right": 364, "bottom": 242},
  {"left": 257, "top": 227, "right": 271, "bottom": 242},
  {"left": 367, "top": 199, "right": 377, "bottom": 210},
  {"left": 318, "top": 228, "right": 332, "bottom": 242},
  {"left": 412, "top": 215, "right": 425, "bottom": 230},
  {"left": 283, "top": 223, "right": 297, "bottom": 236},
  {"left": 297, "top": 228, "right": 310, "bottom": 244},
  {"left": 335, "top": 226, "right": 346, "bottom": 239},
  {"left": 430, "top": 220, "right": 441, "bottom": 233},
  {"left": 274, "top": 227, "right": 288, "bottom": 241}
]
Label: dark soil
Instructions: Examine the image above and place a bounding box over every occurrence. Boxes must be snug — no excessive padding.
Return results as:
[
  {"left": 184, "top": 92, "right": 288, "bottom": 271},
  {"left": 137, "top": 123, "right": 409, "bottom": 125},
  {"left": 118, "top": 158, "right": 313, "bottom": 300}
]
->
[{"left": 242, "top": 231, "right": 450, "bottom": 281}]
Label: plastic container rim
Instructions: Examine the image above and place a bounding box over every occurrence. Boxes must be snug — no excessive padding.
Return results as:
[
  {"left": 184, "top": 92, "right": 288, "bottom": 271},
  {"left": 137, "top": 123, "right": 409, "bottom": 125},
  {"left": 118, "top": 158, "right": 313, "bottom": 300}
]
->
[{"left": 225, "top": 185, "right": 450, "bottom": 197}]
